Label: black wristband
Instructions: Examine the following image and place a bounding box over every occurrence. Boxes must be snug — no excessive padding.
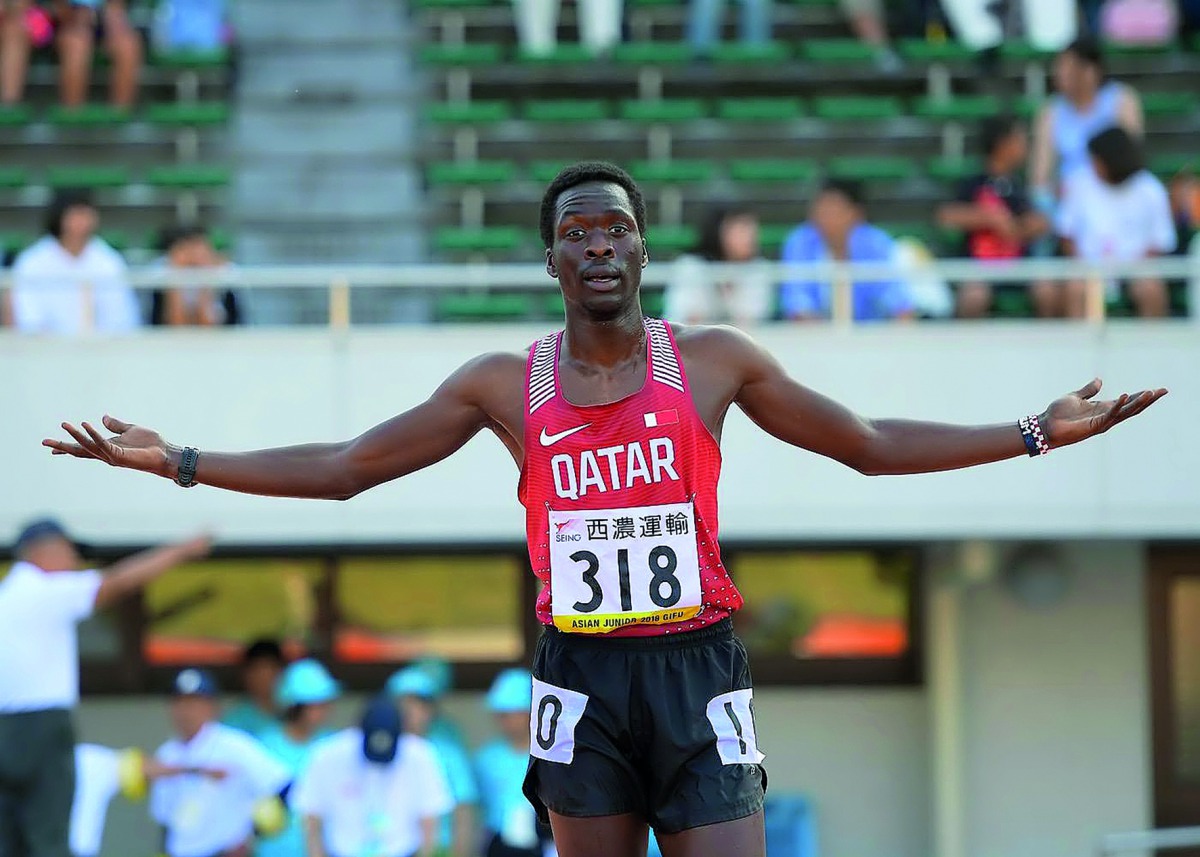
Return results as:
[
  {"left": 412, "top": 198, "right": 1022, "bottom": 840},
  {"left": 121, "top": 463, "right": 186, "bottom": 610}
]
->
[
  {"left": 1018, "top": 415, "right": 1050, "bottom": 457},
  {"left": 175, "top": 447, "right": 200, "bottom": 487}
]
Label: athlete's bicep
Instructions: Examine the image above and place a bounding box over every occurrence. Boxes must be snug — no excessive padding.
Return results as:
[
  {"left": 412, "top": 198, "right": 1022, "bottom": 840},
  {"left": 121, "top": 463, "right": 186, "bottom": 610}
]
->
[{"left": 729, "top": 333, "right": 878, "bottom": 471}]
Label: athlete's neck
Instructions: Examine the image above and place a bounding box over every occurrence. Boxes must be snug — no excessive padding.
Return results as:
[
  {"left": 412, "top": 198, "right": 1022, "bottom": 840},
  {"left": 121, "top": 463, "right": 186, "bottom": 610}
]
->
[{"left": 562, "top": 306, "right": 646, "bottom": 369}]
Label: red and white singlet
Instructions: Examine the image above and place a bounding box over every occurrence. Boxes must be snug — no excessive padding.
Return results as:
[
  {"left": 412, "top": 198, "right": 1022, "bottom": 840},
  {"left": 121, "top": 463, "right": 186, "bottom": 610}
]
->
[{"left": 518, "top": 318, "right": 744, "bottom": 636}]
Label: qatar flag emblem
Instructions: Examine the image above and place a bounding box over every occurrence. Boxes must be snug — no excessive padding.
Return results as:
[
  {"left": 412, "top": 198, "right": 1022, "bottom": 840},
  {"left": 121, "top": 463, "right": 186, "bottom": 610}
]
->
[{"left": 643, "top": 409, "right": 678, "bottom": 428}]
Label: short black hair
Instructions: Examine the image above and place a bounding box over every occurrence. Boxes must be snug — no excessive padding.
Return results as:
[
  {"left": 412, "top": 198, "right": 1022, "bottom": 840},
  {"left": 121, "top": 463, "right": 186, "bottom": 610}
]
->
[
  {"left": 980, "top": 114, "right": 1021, "bottom": 158},
  {"left": 1087, "top": 126, "right": 1144, "bottom": 185},
  {"left": 539, "top": 161, "right": 647, "bottom": 249},
  {"left": 1061, "top": 37, "right": 1104, "bottom": 74},
  {"left": 817, "top": 178, "right": 866, "bottom": 209},
  {"left": 242, "top": 638, "right": 286, "bottom": 667},
  {"left": 43, "top": 189, "right": 94, "bottom": 239},
  {"left": 157, "top": 224, "right": 209, "bottom": 254},
  {"left": 692, "top": 204, "right": 756, "bottom": 261}
]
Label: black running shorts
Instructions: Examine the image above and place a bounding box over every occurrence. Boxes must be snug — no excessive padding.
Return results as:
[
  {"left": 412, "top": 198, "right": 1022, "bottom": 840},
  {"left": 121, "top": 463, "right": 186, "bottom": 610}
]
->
[{"left": 522, "top": 619, "right": 767, "bottom": 834}]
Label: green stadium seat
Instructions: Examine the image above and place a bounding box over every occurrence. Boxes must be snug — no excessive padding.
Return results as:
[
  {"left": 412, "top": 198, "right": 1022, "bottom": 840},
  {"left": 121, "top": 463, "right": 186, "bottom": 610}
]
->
[
  {"left": 46, "top": 166, "right": 130, "bottom": 189},
  {"left": 628, "top": 0, "right": 679, "bottom": 7},
  {"left": 1014, "top": 95, "right": 1045, "bottom": 118},
  {"left": 790, "top": 0, "right": 838, "bottom": 6},
  {"left": 0, "top": 167, "right": 28, "bottom": 189},
  {"left": 544, "top": 292, "right": 566, "bottom": 317},
  {"left": 710, "top": 41, "right": 791, "bottom": 64},
  {"left": 993, "top": 286, "right": 1034, "bottom": 318},
  {"left": 898, "top": 39, "right": 975, "bottom": 62},
  {"left": 428, "top": 161, "right": 517, "bottom": 185},
  {"left": 1102, "top": 40, "right": 1177, "bottom": 56},
  {"left": 799, "top": 39, "right": 876, "bottom": 64},
  {"left": 99, "top": 231, "right": 130, "bottom": 251},
  {"left": 614, "top": 42, "right": 693, "bottom": 65},
  {"left": 420, "top": 43, "right": 504, "bottom": 65},
  {"left": 730, "top": 159, "right": 818, "bottom": 182},
  {"left": 716, "top": 98, "right": 804, "bottom": 121},
  {"left": 523, "top": 100, "right": 609, "bottom": 122},
  {"left": 630, "top": 160, "right": 716, "bottom": 183},
  {"left": 759, "top": 223, "right": 796, "bottom": 252},
  {"left": 1150, "top": 153, "right": 1194, "bottom": 178},
  {"left": 0, "top": 105, "right": 33, "bottom": 127},
  {"left": 619, "top": 99, "right": 707, "bottom": 122},
  {"left": 827, "top": 156, "right": 917, "bottom": 181},
  {"left": 880, "top": 221, "right": 939, "bottom": 243},
  {"left": 927, "top": 156, "right": 982, "bottom": 182},
  {"left": 913, "top": 94, "right": 1002, "bottom": 121},
  {"left": 209, "top": 229, "right": 232, "bottom": 252},
  {"left": 999, "top": 41, "right": 1055, "bottom": 60},
  {"left": 146, "top": 165, "right": 231, "bottom": 188},
  {"left": 47, "top": 105, "right": 132, "bottom": 127},
  {"left": 146, "top": 102, "right": 231, "bottom": 127},
  {"left": 434, "top": 226, "right": 524, "bottom": 253},
  {"left": 152, "top": 48, "right": 231, "bottom": 69},
  {"left": 436, "top": 293, "right": 534, "bottom": 321},
  {"left": 813, "top": 96, "right": 902, "bottom": 121},
  {"left": 517, "top": 45, "right": 595, "bottom": 64},
  {"left": 427, "top": 101, "right": 513, "bottom": 124},
  {"left": 0, "top": 233, "right": 34, "bottom": 255},
  {"left": 412, "top": 0, "right": 496, "bottom": 8},
  {"left": 644, "top": 225, "right": 697, "bottom": 252},
  {"left": 1141, "top": 91, "right": 1198, "bottom": 118},
  {"left": 641, "top": 288, "right": 666, "bottom": 316}
]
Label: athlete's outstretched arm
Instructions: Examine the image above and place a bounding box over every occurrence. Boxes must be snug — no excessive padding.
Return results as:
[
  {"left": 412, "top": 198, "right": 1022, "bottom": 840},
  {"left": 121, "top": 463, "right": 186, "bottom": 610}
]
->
[
  {"left": 42, "top": 353, "right": 520, "bottom": 500},
  {"left": 720, "top": 329, "right": 1166, "bottom": 476}
]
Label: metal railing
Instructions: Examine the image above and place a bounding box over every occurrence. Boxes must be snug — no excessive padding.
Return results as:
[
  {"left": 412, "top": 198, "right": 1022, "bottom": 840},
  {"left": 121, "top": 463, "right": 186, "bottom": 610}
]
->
[
  {"left": 3, "top": 256, "right": 1198, "bottom": 328},
  {"left": 1100, "top": 826, "right": 1200, "bottom": 854}
]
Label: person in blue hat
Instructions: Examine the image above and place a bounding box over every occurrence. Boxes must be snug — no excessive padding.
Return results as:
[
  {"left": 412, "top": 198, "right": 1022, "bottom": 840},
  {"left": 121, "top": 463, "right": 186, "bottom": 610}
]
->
[
  {"left": 386, "top": 666, "right": 478, "bottom": 857},
  {"left": 408, "top": 657, "right": 467, "bottom": 748},
  {"left": 475, "top": 670, "right": 549, "bottom": 857},
  {"left": 150, "top": 668, "right": 292, "bottom": 857},
  {"left": 292, "top": 695, "right": 452, "bottom": 857},
  {"left": 257, "top": 659, "right": 342, "bottom": 857}
]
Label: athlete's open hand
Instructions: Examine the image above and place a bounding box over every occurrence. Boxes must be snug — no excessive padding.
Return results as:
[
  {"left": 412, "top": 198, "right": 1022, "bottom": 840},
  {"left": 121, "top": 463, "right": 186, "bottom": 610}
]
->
[
  {"left": 1041, "top": 379, "right": 1167, "bottom": 448},
  {"left": 43, "top": 416, "right": 177, "bottom": 478}
]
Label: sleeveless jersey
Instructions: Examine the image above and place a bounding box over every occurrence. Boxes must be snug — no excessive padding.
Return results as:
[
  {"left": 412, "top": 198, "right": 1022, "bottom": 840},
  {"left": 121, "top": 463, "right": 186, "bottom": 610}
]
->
[{"left": 518, "top": 318, "right": 743, "bottom": 636}]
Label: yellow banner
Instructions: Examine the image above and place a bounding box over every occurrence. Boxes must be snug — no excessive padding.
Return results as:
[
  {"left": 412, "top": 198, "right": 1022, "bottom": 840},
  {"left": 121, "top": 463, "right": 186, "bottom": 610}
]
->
[{"left": 553, "top": 605, "right": 703, "bottom": 634}]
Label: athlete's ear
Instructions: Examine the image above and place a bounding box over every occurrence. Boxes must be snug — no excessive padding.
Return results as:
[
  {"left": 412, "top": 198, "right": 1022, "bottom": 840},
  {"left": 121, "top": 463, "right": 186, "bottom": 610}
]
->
[
  {"left": 641, "top": 240, "right": 649, "bottom": 268},
  {"left": 545, "top": 247, "right": 558, "bottom": 278}
]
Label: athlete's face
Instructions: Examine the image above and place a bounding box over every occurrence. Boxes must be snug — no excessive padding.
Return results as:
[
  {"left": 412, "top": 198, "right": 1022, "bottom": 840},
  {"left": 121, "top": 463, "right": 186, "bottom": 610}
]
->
[{"left": 547, "top": 182, "right": 648, "bottom": 318}]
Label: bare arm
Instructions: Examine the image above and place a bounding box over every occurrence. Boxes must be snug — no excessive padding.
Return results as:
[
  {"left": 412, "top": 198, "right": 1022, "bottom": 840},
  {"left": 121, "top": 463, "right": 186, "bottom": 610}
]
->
[
  {"left": 936, "top": 202, "right": 1004, "bottom": 232},
  {"left": 44, "top": 353, "right": 522, "bottom": 501},
  {"left": 1117, "top": 85, "right": 1144, "bottom": 138},
  {"left": 715, "top": 328, "right": 1164, "bottom": 475},
  {"left": 450, "top": 804, "right": 476, "bottom": 857},
  {"left": 418, "top": 816, "right": 438, "bottom": 857},
  {"left": 94, "top": 535, "right": 211, "bottom": 609},
  {"left": 1031, "top": 105, "right": 1056, "bottom": 192},
  {"left": 302, "top": 816, "right": 327, "bottom": 857}
]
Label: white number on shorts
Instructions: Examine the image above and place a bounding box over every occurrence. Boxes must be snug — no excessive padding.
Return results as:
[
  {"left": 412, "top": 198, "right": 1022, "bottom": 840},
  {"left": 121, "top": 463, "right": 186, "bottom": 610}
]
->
[
  {"left": 705, "top": 689, "right": 765, "bottom": 765},
  {"left": 529, "top": 678, "right": 589, "bottom": 765}
]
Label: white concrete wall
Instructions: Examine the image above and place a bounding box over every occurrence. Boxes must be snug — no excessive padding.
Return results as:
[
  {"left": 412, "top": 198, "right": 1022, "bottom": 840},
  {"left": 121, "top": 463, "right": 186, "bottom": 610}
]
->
[{"left": 1, "top": 323, "right": 1191, "bottom": 546}]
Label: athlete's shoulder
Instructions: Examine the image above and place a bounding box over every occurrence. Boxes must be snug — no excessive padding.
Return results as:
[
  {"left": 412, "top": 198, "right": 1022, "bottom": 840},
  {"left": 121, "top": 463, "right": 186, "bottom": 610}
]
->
[
  {"left": 447, "top": 350, "right": 528, "bottom": 396},
  {"left": 667, "top": 321, "right": 762, "bottom": 362}
]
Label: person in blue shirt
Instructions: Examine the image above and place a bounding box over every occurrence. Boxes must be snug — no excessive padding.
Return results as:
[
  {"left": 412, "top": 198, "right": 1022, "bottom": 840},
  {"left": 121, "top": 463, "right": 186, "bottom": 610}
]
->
[
  {"left": 223, "top": 639, "right": 286, "bottom": 740},
  {"left": 780, "top": 179, "right": 914, "bottom": 322},
  {"left": 410, "top": 656, "right": 467, "bottom": 747},
  {"left": 257, "top": 659, "right": 341, "bottom": 857},
  {"left": 475, "top": 669, "right": 548, "bottom": 857},
  {"left": 386, "top": 666, "right": 478, "bottom": 857}
]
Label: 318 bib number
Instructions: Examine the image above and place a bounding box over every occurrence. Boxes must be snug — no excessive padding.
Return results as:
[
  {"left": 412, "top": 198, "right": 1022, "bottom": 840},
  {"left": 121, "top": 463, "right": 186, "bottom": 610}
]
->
[{"left": 548, "top": 502, "right": 703, "bottom": 633}]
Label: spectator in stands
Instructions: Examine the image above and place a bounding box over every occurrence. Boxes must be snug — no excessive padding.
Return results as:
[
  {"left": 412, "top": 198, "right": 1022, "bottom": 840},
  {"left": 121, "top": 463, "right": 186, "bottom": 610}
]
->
[
  {"left": 687, "top": 0, "right": 770, "bottom": 57},
  {"left": 1031, "top": 38, "right": 1143, "bottom": 200},
  {"left": 58, "top": 0, "right": 143, "bottom": 109},
  {"left": 838, "top": 0, "right": 904, "bottom": 72},
  {"left": 11, "top": 189, "right": 140, "bottom": 335},
  {"left": 780, "top": 179, "right": 913, "bottom": 322},
  {"left": 1169, "top": 170, "right": 1199, "bottom": 252},
  {"left": 387, "top": 666, "right": 478, "bottom": 857},
  {"left": 936, "top": 115, "right": 1050, "bottom": 318},
  {"left": 152, "top": 225, "right": 236, "bottom": 327},
  {"left": 665, "top": 204, "right": 773, "bottom": 325},
  {"left": 514, "top": 0, "right": 622, "bottom": 57},
  {"left": 223, "top": 638, "right": 287, "bottom": 740},
  {"left": 1056, "top": 126, "right": 1175, "bottom": 316}
]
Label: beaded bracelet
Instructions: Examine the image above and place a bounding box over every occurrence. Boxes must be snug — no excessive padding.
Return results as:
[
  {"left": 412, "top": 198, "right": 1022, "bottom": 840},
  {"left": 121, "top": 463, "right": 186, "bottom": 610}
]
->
[{"left": 1018, "top": 415, "right": 1050, "bottom": 457}]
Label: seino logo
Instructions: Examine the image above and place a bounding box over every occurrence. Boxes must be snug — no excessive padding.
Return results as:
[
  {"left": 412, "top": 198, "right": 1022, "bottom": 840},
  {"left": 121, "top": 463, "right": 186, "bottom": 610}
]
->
[{"left": 554, "top": 519, "right": 582, "bottom": 542}]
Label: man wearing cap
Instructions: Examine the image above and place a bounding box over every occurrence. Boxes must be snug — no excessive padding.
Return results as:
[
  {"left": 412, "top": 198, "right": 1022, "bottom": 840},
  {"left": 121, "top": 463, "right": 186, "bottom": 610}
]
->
[
  {"left": 292, "top": 696, "right": 453, "bottom": 857},
  {"left": 0, "top": 518, "right": 210, "bottom": 857},
  {"left": 386, "top": 666, "right": 478, "bottom": 857},
  {"left": 258, "top": 659, "right": 342, "bottom": 857},
  {"left": 475, "top": 670, "right": 547, "bottom": 857},
  {"left": 150, "top": 668, "right": 292, "bottom": 857}
]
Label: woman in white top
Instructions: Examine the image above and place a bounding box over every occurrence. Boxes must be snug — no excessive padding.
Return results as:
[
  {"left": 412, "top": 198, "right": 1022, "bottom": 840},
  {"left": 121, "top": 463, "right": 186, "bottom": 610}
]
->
[
  {"left": 1057, "top": 126, "right": 1176, "bottom": 317},
  {"left": 664, "top": 205, "right": 773, "bottom": 327}
]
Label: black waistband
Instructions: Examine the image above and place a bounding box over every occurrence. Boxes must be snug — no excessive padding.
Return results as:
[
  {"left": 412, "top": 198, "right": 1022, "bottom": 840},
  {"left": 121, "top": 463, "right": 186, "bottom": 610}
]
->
[{"left": 541, "top": 617, "right": 734, "bottom": 651}]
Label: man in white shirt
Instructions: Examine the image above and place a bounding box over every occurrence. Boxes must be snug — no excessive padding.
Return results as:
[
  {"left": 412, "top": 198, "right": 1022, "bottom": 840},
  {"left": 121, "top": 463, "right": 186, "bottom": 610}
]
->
[
  {"left": 11, "top": 189, "right": 141, "bottom": 335},
  {"left": 0, "top": 519, "right": 210, "bottom": 857},
  {"left": 151, "top": 668, "right": 292, "bottom": 857},
  {"left": 293, "top": 696, "right": 454, "bottom": 857}
]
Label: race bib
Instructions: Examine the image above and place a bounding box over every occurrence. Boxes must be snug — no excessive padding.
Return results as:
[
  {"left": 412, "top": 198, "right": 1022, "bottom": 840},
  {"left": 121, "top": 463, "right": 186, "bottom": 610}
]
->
[{"left": 548, "top": 501, "right": 702, "bottom": 633}]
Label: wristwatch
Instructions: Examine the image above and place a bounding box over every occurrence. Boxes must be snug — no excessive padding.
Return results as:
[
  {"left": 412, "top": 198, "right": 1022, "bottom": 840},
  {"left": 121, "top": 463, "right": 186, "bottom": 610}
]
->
[{"left": 175, "top": 447, "right": 200, "bottom": 488}]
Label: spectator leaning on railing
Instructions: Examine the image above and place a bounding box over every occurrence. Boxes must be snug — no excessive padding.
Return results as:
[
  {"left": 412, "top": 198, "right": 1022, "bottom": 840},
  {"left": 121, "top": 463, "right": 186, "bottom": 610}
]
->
[
  {"left": 665, "top": 204, "right": 773, "bottom": 326},
  {"left": 151, "top": 225, "right": 238, "bottom": 327}
]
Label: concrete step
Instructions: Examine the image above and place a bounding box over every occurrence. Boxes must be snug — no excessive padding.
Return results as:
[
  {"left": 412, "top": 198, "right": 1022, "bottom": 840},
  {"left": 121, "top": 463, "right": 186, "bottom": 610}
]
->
[
  {"left": 234, "top": 104, "right": 415, "bottom": 157},
  {"left": 234, "top": 165, "right": 422, "bottom": 219},
  {"left": 237, "top": 48, "right": 413, "bottom": 100}
]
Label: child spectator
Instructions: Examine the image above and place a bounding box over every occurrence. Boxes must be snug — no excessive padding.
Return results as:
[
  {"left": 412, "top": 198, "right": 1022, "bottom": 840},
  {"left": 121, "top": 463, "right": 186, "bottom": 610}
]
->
[
  {"left": 937, "top": 116, "right": 1050, "bottom": 318},
  {"left": 151, "top": 225, "right": 236, "bottom": 327},
  {"left": 665, "top": 204, "right": 773, "bottom": 326},
  {"left": 780, "top": 179, "right": 913, "bottom": 322},
  {"left": 1057, "top": 126, "right": 1175, "bottom": 317}
]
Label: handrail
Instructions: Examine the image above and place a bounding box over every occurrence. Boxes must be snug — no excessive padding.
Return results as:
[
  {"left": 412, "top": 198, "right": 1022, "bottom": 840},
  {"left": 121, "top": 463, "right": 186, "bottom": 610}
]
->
[{"left": 1099, "top": 826, "right": 1200, "bottom": 854}]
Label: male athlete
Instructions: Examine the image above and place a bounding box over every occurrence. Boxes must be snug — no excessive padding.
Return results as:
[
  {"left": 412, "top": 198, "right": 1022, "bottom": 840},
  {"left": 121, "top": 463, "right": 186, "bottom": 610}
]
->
[{"left": 45, "top": 162, "right": 1165, "bottom": 857}]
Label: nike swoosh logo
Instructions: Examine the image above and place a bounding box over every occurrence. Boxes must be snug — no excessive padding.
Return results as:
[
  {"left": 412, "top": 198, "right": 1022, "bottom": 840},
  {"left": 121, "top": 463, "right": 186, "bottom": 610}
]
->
[{"left": 539, "top": 423, "right": 592, "bottom": 447}]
